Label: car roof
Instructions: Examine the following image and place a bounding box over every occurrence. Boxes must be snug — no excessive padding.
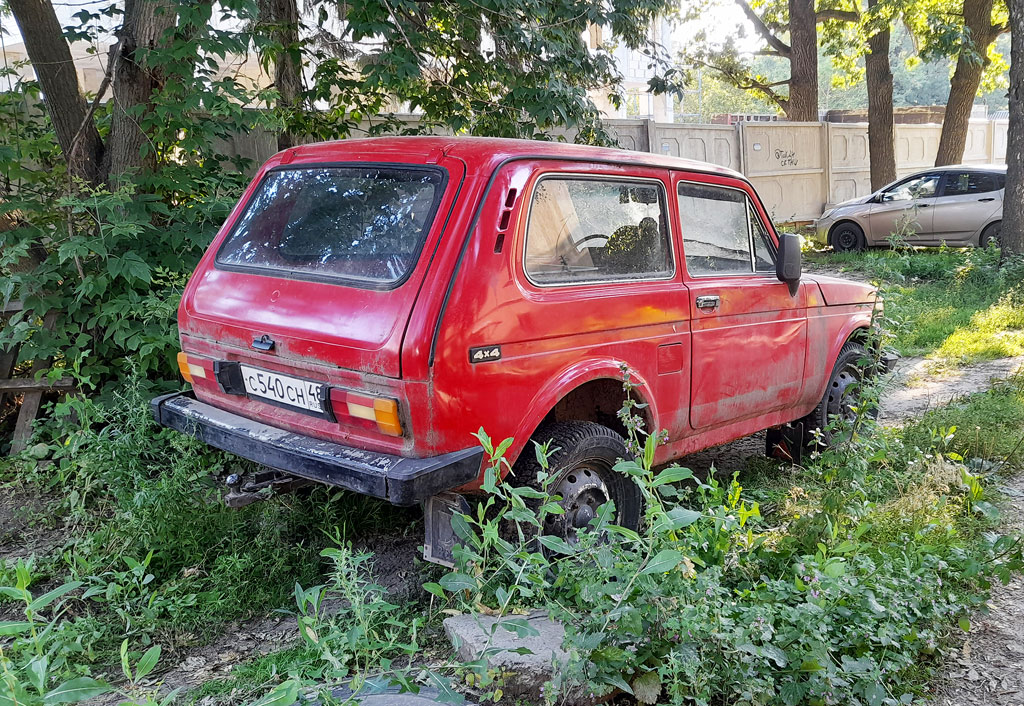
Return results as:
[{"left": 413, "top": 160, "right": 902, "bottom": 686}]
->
[
  {"left": 276, "top": 135, "right": 746, "bottom": 180},
  {"left": 916, "top": 164, "right": 1007, "bottom": 173}
]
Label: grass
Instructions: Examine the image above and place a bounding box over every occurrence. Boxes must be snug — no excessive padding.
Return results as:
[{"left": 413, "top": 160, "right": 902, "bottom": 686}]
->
[
  {"left": 805, "top": 247, "right": 1024, "bottom": 366},
  {"left": 902, "top": 370, "right": 1024, "bottom": 469},
  {"left": 3, "top": 248, "right": 1023, "bottom": 706},
  {"left": 0, "top": 378, "right": 418, "bottom": 672}
]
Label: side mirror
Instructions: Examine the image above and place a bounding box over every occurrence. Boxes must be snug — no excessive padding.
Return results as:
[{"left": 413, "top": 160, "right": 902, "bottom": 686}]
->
[{"left": 776, "top": 232, "right": 801, "bottom": 293}]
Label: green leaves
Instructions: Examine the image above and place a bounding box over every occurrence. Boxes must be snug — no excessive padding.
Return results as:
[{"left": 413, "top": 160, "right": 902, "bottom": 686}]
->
[
  {"left": 248, "top": 680, "right": 299, "bottom": 706},
  {"left": 537, "top": 535, "right": 575, "bottom": 555},
  {"left": 27, "top": 582, "right": 83, "bottom": 614},
  {"left": 640, "top": 549, "right": 684, "bottom": 575},
  {"left": 631, "top": 670, "right": 661, "bottom": 705},
  {"left": 0, "top": 621, "right": 33, "bottom": 636},
  {"left": 42, "top": 678, "right": 109, "bottom": 705},
  {"left": 652, "top": 466, "right": 694, "bottom": 487},
  {"left": 439, "top": 573, "right": 477, "bottom": 593}
]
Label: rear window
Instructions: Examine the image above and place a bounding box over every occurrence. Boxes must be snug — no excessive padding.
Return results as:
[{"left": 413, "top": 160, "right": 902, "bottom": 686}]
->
[{"left": 216, "top": 165, "right": 445, "bottom": 288}]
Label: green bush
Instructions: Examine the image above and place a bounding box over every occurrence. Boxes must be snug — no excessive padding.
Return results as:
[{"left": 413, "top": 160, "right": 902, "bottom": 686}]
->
[{"left": 1, "top": 376, "right": 416, "bottom": 660}]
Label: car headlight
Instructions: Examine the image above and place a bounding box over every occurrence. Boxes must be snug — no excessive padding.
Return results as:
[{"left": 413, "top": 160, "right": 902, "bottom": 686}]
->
[{"left": 819, "top": 208, "right": 835, "bottom": 221}]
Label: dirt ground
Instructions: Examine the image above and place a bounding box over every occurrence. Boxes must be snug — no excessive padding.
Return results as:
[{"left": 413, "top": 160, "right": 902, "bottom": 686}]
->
[
  {"left": 0, "top": 486, "right": 65, "bottom": 562},
  {"left": 99, "top": 534, "right": 426, "bottom": 702},
  {"left": 881, "top": 355, "right": 1024, "bottom": 424}
]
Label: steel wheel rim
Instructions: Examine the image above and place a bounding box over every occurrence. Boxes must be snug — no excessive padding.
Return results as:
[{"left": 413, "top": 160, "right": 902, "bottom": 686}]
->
[
  {"left": 544, "top": 461, "right": 612, "bottom": 543},
  {"left": 827, "top": 368, "right": 859, "bottom": 422},
  {"left": 836, "top": 228, "right": 857, "bottom": 250}
]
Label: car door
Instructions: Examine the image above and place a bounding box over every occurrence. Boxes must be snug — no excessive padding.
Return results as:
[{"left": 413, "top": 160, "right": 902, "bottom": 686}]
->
[
  {"left": 674, "top": 175, "right": 808, "bottom": 431},
  {"left": 929, "top": 170, "right": 1003, "bottom": 244},
  {"left": 866, "top": 172, "right": 940, "bottom": 244}
]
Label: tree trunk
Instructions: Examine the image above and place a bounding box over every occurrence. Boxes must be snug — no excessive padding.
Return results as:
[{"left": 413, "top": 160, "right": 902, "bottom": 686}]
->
[
  {"left": 1002, "top": 0, "right": 1024, "bottom": 257},
  {"left": 7, "top": 0, "right": 104, "bottom": 184},
  {"left": 260, "top": 0, "right": 303, "bottom": 150},
  {"left": 865, "top": 0, "right": 896, "bottom": 190},
  {"left": 935, "top": 0, "right": 997, "bottom": 166},
  {"left": 104, "top": 0, "right": 177, "bottom": 182},
  {"left": 786, "top": 0, "right": 819, "bottom": 121}
]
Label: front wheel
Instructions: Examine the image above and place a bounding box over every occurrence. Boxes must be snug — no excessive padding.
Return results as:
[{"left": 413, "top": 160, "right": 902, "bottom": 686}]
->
[
  {"left": 830, "top": 222, "right": 866, "bottom": 252},
  {"left": 800, "top": 342, "right": 875, "bottom": 447},
  {"left": 513, "top": 421, "right": 642, "bottom": 543}
]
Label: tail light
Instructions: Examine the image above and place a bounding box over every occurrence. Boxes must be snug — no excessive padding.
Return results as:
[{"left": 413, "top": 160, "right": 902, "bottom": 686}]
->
[
  {"left": 177, "top": 352, "right": 208, "bottom": 383},
  {"left": 329, "top": 389, "right": 403, "bottom": 437}
]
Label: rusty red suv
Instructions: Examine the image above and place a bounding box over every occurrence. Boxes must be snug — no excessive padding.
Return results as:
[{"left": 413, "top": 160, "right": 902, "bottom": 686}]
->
[{"left": 152, "top": 137, "right": 881, "bottom": 556}]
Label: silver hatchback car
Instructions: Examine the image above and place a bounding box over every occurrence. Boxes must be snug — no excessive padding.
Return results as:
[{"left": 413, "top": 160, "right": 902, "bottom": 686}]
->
[{"left": 816, "top": 165, "right": 1005, "bottom": 251}]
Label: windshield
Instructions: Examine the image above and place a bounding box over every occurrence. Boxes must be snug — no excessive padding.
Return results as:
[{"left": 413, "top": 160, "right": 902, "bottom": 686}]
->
[{"left": 216, "top": 165, "right": 445, "bottom": 288}]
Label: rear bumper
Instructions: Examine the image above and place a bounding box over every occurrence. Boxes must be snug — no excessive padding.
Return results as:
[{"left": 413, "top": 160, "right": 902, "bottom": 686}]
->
[{"left": 150, "top": 392, "right": 483, "bottom": 506}]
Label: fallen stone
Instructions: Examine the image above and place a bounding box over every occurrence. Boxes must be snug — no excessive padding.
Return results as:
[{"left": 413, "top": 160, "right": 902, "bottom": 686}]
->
[{"left": 443, "top": 611, "right": 570, "bottom": 702}]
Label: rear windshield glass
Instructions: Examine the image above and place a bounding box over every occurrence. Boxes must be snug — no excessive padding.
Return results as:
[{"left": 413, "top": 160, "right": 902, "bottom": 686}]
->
[{"left": 216, "top": 165, "right": 445, "bottom": 287}]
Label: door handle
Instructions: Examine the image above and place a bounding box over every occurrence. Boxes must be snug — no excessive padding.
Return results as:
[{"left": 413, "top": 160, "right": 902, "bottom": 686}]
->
[
  {"left": 696, "top": 295, "right": 720, "bottom": 310},
  {"left": 978, "top": 197, "right": 995, "bottom": 202},
  {"left": 918, "top": 203, "right": 930, "bottom": 207}
]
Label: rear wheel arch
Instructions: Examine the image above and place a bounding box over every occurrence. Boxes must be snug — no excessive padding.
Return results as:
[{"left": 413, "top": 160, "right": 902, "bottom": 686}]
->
[{"left": 505, "top": 367, "right": 658, "bottom": 471}]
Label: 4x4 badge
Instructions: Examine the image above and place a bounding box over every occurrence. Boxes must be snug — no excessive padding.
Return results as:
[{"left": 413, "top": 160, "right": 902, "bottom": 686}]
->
[{"left": 469, "top": 345, "right": 501, "bottom": 363}]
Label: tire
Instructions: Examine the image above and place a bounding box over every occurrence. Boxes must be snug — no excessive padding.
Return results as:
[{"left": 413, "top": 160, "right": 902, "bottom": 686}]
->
[
  {"left": 830, "top": 222, "right": 866, "bottom": 252},
  {"left": 799, "top": 342, "right": 875, "bottom": 447},
  {"left": 512, "top": 421, "right": 642, "bottom": 542},
  {"left": 980, "top": 221, "right": 1001, "bottom": 248}
]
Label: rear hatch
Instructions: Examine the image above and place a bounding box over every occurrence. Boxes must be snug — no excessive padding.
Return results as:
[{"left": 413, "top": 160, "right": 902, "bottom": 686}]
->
[{"left": 179, "top": 155, "right": 463, "bottom": 448}]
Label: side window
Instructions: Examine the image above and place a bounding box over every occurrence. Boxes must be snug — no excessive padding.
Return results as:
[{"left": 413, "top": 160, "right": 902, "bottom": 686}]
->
[
  {"left": 524, "top": 178, "right": 673, "bottom": 285},
  {"left": 677, "top": 182, "right": 774, "bottom": 276},
  {"left": 943, "top": 171, "right": 997, "bottom": 196},
  {"left": 882, "top": 174, "right": 940, "bottom": 202}
]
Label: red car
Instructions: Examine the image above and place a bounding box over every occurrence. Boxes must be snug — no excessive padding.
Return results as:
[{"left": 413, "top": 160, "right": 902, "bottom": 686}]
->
[{"left": 152, "top": 137, "right": 881, "bottom": 559}]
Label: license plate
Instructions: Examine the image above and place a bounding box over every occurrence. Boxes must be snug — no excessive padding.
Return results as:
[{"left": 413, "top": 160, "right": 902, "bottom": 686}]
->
[{"left": 239, "top": 365, "right": 330, "bottom": 417}]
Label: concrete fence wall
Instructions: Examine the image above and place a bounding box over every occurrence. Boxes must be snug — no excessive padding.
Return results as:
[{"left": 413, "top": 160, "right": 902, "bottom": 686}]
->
[{"left": 218, "top": 117, "right": 1009, "bottom": 223}]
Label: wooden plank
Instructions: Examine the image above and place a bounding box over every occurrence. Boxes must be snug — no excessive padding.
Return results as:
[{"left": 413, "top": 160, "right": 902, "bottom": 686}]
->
[
  {"left": 0, "top": 378, "right": 76, "bottom": 392},
  {"left": 1, "top": 300, "right": 24, "bottom": 314},
  {"left": 0, "top": 343, "right": 18, "bottom": 411},
  {"left": 9, "top": 311, "right": 58, "bottom": 455}
]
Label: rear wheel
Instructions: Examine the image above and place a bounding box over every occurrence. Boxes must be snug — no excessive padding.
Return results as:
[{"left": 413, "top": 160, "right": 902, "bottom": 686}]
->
[
  {"left": 513, "top": 421, "right": 642, "bottom": 543},
  {"left": 830, "top": 222, "right": 866, "bottom": 252},
  {"left": 800, "top": 342, "right": 875, "bottom": 447},
  {"left": 980, "top": 222, "right": 1001, "bottom": 248}
]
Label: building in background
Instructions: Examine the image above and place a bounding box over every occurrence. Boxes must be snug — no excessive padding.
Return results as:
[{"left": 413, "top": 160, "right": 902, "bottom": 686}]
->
[{"left": 586, "top": 18, "right": 675, "bottom": 123}]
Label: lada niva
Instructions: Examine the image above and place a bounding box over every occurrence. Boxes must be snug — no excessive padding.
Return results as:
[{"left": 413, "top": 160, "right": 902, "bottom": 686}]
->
[{"left": 152, "top": 137, "right": 881, "bottom": 562}]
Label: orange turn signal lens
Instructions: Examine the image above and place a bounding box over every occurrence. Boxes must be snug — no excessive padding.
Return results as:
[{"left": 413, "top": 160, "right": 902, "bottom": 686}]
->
[
  {"left": 343, "top": 392, "right": 403, "bottom": 436},
  {"left": 176, "top": 352, "right": 206, "bottom": 384},
  {"left": 372, "top": 398, "right": 402, "bottom": 436}
]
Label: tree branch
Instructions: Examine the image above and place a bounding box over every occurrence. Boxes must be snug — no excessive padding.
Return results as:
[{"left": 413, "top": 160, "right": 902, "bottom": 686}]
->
[
  {"left": 816, "top": 9, "right": 860, "bottom": 22},
  {"left": 693, "top": 57, "right": 790, "bottom": 110},
  {"left": 733, "top": 0, "right": 791, "bottom": 56}
]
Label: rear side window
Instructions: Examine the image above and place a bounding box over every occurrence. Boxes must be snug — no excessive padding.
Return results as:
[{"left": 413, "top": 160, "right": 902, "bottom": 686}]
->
[
  {"left": 216, "top": 165, "right": 445, "bottom": 288},
  {"left": 524, "top": 177, "right": 673, "bottom": 285},
  {"left": 677, "top": 182, "right": 775, "bottom": 276},
  {"left": 943, "top": 171, "right": 998, "bottom": 196}
]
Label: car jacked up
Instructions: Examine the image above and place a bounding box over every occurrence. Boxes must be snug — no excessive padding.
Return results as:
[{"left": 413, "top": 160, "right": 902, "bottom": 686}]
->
[{"left": 152, "top": 137, "right": 884, "bottom": 564}]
